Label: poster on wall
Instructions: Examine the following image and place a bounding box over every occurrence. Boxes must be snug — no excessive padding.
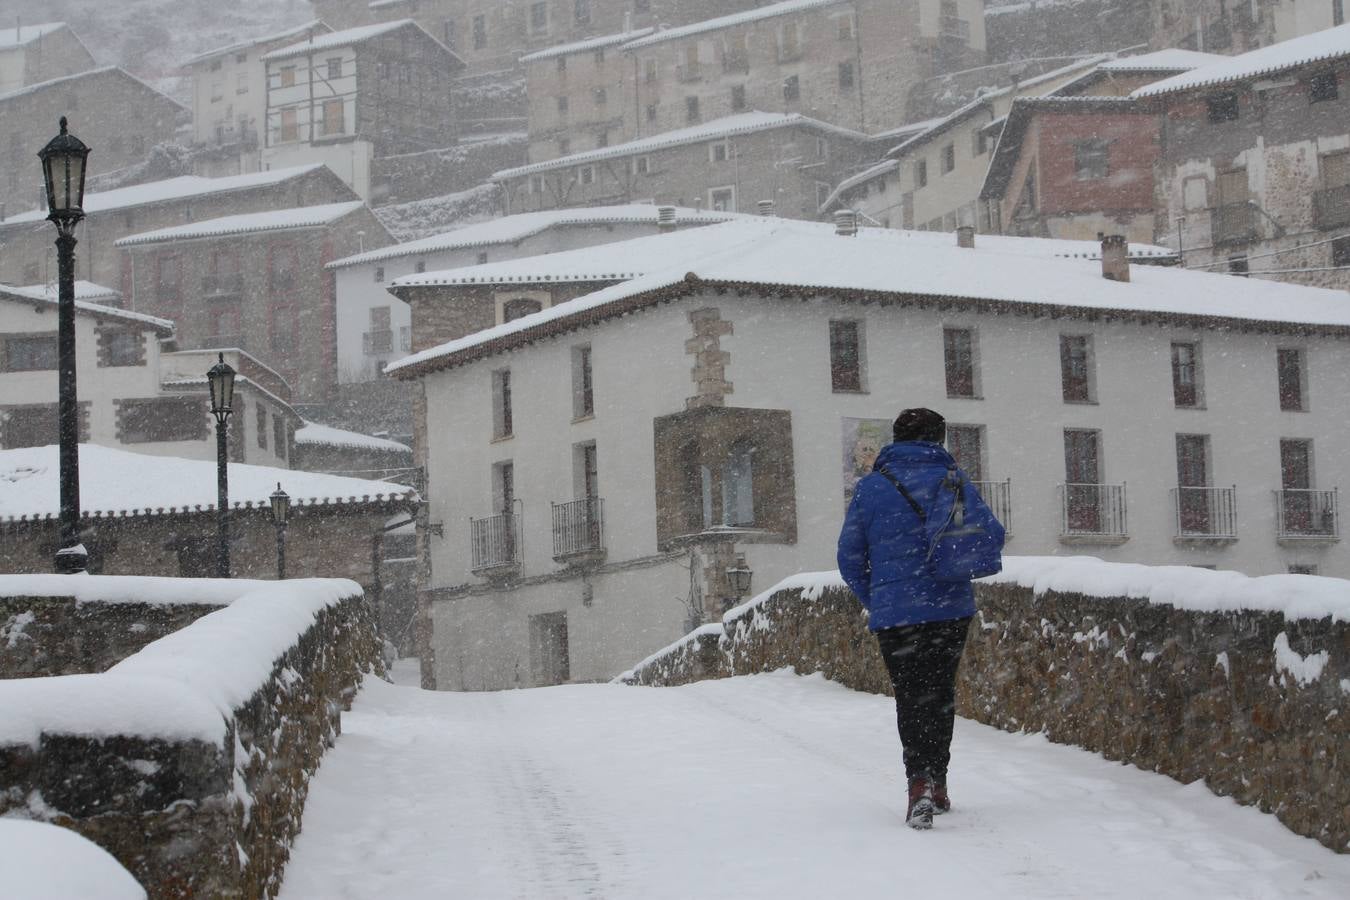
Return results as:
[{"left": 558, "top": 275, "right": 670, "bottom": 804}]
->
[{"left": 841, "top": 417, "right": 891, "bottom": 509}]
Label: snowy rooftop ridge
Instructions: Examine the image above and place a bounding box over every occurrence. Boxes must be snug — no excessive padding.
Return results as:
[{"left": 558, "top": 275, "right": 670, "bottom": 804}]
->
[
  {"left": 327, "top": 204, "right": 744, "bottom": 268},
  {"left": 114, "top": 201, "right": 367, "bottom": 247},
  {"left": 0, "top": 22, "right": 65, "bottom": 49},
  {"left": 0, "top": 444, "right": 416, "bottom": 522},
  {"left": 182, "top": 19, "right": 328, "bottom": 66},
  {"left": 0, "top": 284, "right": 174, "bottom": 333},
  {"left": 387, "top": 219, "right": 1344, "bottom": 379},
  {"left": 0, "top": 65, "right": 187, "bottom": 109},
  {"left": 295, "top": 421, "right": 411, "bottom": 453},
  {"left": 1134, "top": 23, "right": 1350, "bottom": 97},
  {"left": 520, "top": 28, "right": 657, "bottom": 63},
  {"left": 492, "top": 112, "right": 866, "bottom": 180},
  {"left": 0, "top": 164, "right": 333, "bottom": 226},
  {"left": 13, "top": 280, "right": 121, "bottom": 304},
  {"left": 1097, "top": 48, "right": 1225, "bottom": 72},
  {"left": 622, "top": 0, "right": 850, "bottom": 50},
  {"left": 262, "top": 19, "right": 460, "bottom": 64}
]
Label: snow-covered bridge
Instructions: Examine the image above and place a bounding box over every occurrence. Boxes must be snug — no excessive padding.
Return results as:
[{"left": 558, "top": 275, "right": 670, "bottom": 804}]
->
[{"left": 280, "top": 668, "right": 1350, "bottom": 899}]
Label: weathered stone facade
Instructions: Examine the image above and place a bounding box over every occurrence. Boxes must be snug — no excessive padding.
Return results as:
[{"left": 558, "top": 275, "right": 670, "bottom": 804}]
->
[
  {"left": 0, "top": 585, "right": 384, "bottom": 898},
  {"left": 1150, "top": 0, "right": 1342, "bottom": 54},
  {"left": 624, "top": 580, "right": 1350, "bottom": 853}
]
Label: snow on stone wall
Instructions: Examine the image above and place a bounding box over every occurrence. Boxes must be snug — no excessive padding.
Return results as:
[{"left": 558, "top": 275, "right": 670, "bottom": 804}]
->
[{"left": 621, "top": 557, "right": 1350, "bottom": 853}]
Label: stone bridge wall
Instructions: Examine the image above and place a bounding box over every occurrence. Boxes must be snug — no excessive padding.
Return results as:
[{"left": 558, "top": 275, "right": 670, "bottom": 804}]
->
[
  {"left": 0, "top": 577, "right": 384, "bottom": 898},
  {"left": 622, "top": 570, "right": 1349, "bottom": 853}
]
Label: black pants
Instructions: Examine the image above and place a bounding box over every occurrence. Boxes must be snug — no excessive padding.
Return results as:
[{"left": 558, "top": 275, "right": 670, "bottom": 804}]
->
[{"left": 875, "top": 616, "right": 972, "bottom": 782}]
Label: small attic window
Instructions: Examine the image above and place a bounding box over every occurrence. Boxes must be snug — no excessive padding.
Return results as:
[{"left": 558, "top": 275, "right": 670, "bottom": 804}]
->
[
  {"left": 1206, "top": 92, "right": 1239, "bottom": 123},
  {"left": 1309, "top": 71, "right": 1339, "bottom": 103}
]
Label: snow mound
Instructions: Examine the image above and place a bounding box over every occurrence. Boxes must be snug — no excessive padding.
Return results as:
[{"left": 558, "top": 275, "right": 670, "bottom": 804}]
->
[{"left": 0, "top": 819, "right": 145, "bottom": 900}]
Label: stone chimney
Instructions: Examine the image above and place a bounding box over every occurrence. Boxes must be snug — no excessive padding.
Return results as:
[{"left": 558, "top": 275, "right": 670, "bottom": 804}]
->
[
  {"left": 1101, "top": 234, "right": 1130, "bottom": 282},
  {"left": 834, "top": 209, "right": 858, "bottom": 237},
  {"left": 657, "top": 206, "right": 677, "bottom": 232},
  {"left": 956, "top": 225, "right": 975, "bottom": 248},
  {"left": 757, "top": 199, "right": 775, "bottom": 217}
]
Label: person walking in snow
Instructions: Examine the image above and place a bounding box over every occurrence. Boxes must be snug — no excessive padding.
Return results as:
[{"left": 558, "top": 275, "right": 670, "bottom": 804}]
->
[{"left": 836, "top": 407, "right": 1003, "bottom": 830}]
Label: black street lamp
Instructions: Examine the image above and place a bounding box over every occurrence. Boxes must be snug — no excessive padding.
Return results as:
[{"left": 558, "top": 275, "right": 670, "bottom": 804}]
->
[
  {"left": 38, "top": 117, "right": 91, "bottom": 574},
  {"left": 207, "top": 353, "right": 236, "bottom": 578},
  {"left": 270, "top": 483, "right": 291, "bottom": 580},
  {"left": 724, "top": 554, "right": 754, "bottom": 611}
]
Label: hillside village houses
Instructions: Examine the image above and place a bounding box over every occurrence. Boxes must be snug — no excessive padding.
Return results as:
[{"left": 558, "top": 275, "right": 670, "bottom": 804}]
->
[
  {"left": 385, "top": 216, "right": 1349, "bottom": 690},
  {"left": 0, "top": 163, "right": 356, "bottom": 288},
  {"left": 1135, "top": 23, "right": 1350, "bottom": 291},
  {"left": 113, "top": 201, "right": 392, "bottom": 404},
  {"left": 259, "top": 20, "right": 465, "bottom": 202},
  {"left": 0, "top": 284, "right": 298, "bottom": 466},
  {"left": 0, "top": 22, "right": 95, "bottom": 95},
  {"left": 0, "top": 67, "right": 187, "bottom": 219},
  {"left": 183, "top": 20, "right": 332, "bottom": 178},
  {"left": 1150, "top": 0, "right": 1345, "bottom": 54},
  {"left": 494, "top": 112, "right": 874, "bottom": 217}
]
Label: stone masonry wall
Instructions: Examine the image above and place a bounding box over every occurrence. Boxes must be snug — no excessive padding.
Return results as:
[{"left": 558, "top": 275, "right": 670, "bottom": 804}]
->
[
  {"left": 0, "top": 587, "right": 384, "bottom": 898},
  {"left": 0, "top": 597, "right": 223, "bottom": 678},
  {"left": 623, "top": 581, "right": 1350, "bottom": 853}
]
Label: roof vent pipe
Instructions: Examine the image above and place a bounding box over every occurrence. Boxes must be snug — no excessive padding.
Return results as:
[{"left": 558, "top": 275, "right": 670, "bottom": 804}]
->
[
  {"left": 1101, "top": 234, "right": 1130, "bottom": 282},
  {"left": 657, "top": 205, "right": 678, "bottom": 231},
  {"left": 956, "top": 225, "right": 975, "bottom": 248},
  {"left": 757, "top": 199, "right": 775, "bottom": 217},
  {"left": 834, "top": 209, "right": 858, "bottom": 237}
]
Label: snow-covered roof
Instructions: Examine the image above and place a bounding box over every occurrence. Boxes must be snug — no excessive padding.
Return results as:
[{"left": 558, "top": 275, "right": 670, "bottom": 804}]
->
[
  {"left": 0, "top": 444, "right": 416, "bottom": 523},
  {"left": 520, "top": 28, "right": 656, "bottom": 63},
  {"left": 328, "top": 204, "right": 744, "bottom": 269},
  {"left": 387, "top": 219, "right": 1349, "bottom": 379},
  {"left": 0, "top": 164, "right": 334, "bottom": 226},
  {"left": 263, "top": 19, "right": 460, "bottom": 65},
  {"left": 0, "top": 22, "right": 65, "bottom": 49},
  {"left": 493, "top": 112, "right": 866, "bottom": 181},
  {"left": 295, "top": 421, "right": 411, "bottom": 453},
  {"left": 114, "top": 201, "right": 367, "bottom": 247},
  {"left": 0, "top": 65, "right": 187, "bottom": 110},
  {"left": 0, "top": 283, "right": 174, "bottom": 334},
  {"left": 821, "top": 159, "right": 898, "bottom": 211},
  {"left": 1097, "top": 48, "right": 1224, "bottom": 72},
  {"left": 622, "top": 0, "right": 849, "bottom": 51},
  {"left": 182, "top": 19, "right": 328, "bottom": 66},
  {"left": 1135, "top": 23, "right": 1350, "bottom": 97}
]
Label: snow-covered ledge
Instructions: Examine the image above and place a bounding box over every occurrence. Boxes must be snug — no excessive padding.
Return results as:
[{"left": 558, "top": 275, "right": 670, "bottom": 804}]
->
[
  {"left": 0, "top": 576, "right": 385, "bottom": 898},
  {"left": 620, "top": 556, "right": 1350, "bottom": 853}
]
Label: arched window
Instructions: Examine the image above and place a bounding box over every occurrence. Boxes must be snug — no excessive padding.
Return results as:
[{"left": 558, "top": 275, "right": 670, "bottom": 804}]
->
[
  {"left": 502, "top": 298, "right": 543, "bottom": 322},
  {"left": 723, "top": 440, "right": 755, "bottom": 526}
]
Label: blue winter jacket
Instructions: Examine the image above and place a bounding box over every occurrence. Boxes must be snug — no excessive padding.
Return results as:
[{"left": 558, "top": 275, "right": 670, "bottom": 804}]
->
[{"left": 836, "top": 441, "right": 976, "bottom": 631}]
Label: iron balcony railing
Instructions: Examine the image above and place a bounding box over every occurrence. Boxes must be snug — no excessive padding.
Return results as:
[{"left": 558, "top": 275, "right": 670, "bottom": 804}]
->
[
  {"left": 1211, "top": 202, "right": 1257, "bottom": 246},
  {"left": 1275, "top": 488, "right": 1339, "bottom": 540},
  {"left": 1058, "top": 483, "right": 1128, "bottom": 539},
  {"left": 1313, "top": 185, "right": 1350, "bottom": 230},
  {"left": 551, "top": 497, "right": 605, "bottom": 560},
  {"left": 974, "top": 479, "right": 1012, "bottom": 535},
  {"left": 202, "top": 273, "right": 243, "bottom": 297},
  {"left": 1172, "top": 486, "right": 1237, "bottom": 539},
  {"left": 364, "top": 329, "right": 393, "bottom": 355},
  {"left": 470, "top": 506, "right": 521, "bottom": 573}
]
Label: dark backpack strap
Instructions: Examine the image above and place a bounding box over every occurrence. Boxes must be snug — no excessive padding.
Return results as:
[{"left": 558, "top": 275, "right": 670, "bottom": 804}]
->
[{"left": 875, "top": 467, "right": 926, "bottom": 523}]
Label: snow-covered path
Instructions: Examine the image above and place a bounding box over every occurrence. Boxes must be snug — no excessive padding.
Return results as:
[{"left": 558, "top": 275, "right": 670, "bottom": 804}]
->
[{"left": 281, "top": 671, "right": 1350, "bottom": 899}]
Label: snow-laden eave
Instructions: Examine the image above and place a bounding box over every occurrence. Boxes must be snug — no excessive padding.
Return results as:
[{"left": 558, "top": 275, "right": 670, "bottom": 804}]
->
[
  {"left": 1134, "top": 23, "right": 1350, "bottom": 98},
  {"left": 262, "top": 18, "right": 465, "bottom": 70},
  {"left": 0, "top": 65, "right": 188, "bottom": 112},
  {"left": 621, "top": 0, "right": 850, "bottom": 51},
  {"left": 114, "top": 201, "right": 368, "bottom": 248},
  {"left": 160, "top": 376, "right": 302, "bottom": 426},
  {"left": 0, "top": 287, "right": 175, "bottom": 335},
  {"left": 520, "top": 28, "right": 656, "bottom": 63},
  {"left": 820, "top": 159, "right": 897, "bottom": 212},
  {"left": 182, "top": 19, "right": 329, "bottom": 67}
]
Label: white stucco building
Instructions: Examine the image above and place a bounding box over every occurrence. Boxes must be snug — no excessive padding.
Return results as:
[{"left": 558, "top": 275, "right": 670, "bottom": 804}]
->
[{"left": 390, "top": 218, "right": 1350, "bottom": 691}]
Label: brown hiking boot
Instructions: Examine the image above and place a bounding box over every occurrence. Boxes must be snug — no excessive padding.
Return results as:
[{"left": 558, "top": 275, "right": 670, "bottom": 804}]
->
[
  {"left": 906, "top": 776, "right": 935, "bottom": 830},
  {"left": 932, "top": 780, "right": 950, "bottom": 814}
]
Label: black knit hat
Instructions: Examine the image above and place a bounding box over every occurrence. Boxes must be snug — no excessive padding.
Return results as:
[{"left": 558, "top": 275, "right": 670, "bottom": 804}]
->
[{"left": 892, "top": 408, "right": 945, "bottom": 444}]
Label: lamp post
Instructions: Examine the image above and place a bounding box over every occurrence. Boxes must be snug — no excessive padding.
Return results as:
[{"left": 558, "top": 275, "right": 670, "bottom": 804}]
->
[
  {"left": 38, "top": 117, "right": 91, "bottom": 574},
  {"left": 724, "top": 554, "right": 753, "bottom": 612},
  {"left": 207, "top": 353, "right": 236, "bottom": 578},
  {"left": 270, "top": 483, "right": 290, "bottom": 580}
]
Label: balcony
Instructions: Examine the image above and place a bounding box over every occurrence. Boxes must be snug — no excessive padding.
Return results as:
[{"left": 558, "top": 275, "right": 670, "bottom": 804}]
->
[
  {"left": 551, "top": 497, "right": 605, "bottom": 565},
  {"left": 1313, "top": 185, "right": 1350, "bottom": 230},
  {"left": 470, "top": 509, "right": 521, "bottom": 577},
  {"left": 1275, "top": 489, "right": 1339, "bottom": 543},
  {"left": 1210, "top": 202, "right": 1257, "bottom": 246},
  {"left": 1058, "top": 483, "right": 1128, "bottom": 544},
  {"left": 676, "top": 62, "right": 702, "bottom": 83},
  {"left": 974, "top": 479, "right": 1012, "bottom": 537},
  {"left": 363, "top": 329, "right": 393, "bottom": 356},
  {"left": 202, "top": 273, "right": 243, "bottom": 298},
  {"left": 1171, "top": 486, "right": 1237, "bottom": 543}
]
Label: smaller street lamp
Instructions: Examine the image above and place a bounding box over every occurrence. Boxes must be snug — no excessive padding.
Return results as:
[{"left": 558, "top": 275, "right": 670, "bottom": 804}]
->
[
  {"left": 207, "top": 353, "right": 237, "bottom": 578},
  {"left": 270, "top": 483, "right": 291, "bottom": 580},
  {"left": 724, "top": 554, "right": 754, "bottom": 612}
]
